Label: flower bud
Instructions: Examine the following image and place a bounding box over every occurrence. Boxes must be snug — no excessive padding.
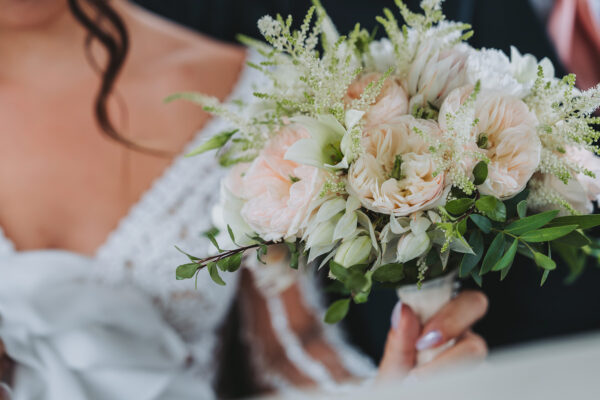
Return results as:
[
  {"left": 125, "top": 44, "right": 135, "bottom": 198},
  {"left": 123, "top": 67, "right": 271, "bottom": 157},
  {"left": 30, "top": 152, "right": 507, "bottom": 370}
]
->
[
  {"left": 334, "top": 236, "right": 373, "bottom": 267},
  {"left": 396, "top": 232, "right": 430, "bottom": 263}
]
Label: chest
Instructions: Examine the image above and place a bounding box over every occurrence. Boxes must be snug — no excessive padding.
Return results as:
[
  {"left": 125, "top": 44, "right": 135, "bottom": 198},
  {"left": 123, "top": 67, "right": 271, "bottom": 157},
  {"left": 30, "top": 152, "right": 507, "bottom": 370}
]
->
[{"left": 0, "top": 81, "right": 196, "bottom": 253}]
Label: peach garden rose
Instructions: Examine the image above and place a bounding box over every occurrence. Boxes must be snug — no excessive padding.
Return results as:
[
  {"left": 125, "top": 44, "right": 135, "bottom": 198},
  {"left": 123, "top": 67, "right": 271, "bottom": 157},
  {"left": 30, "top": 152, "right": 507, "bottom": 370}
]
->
[
  {"left": 347, "top": 115, "right": 447, "bottom": 216},
  {"left": 225, "top": 125, "right": 328, "bottom": 242}
]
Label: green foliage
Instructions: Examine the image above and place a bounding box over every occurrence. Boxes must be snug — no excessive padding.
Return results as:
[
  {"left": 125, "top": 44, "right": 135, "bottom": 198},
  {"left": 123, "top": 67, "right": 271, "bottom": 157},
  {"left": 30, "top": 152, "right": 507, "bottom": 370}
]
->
[
  {"left": 480, "top": 233, "right": 505, "bottom": 275},
  {"left": 216, "top": 253, "right": 243, "bottom": 273},
  {"left": 520, "top": 225, "right": 578, "bottom": 243},
  {"left": 517, "top": 200, "right": 528, "bottom": 218},
  {"left": 324, "top": 298, "right": 351, "bottom": 324},
  {"left": 533, "top": 251, "right": 557, "bottom": 271},
  {"left": 469, "top": 214, "right": 492, "bottom": 234},
  {"left": 505, "top": 210, "right": 559, "bottom": 236},
  {"left": 492, "top": 238, "right": 518, "bottom": 271},
  {"left": 372, "top": 263, "right": 405, "bottom": 283},
  {"left": 446, "top": 198, "right": 474, "bottom": 216},
  {"left": 176, "top": 263, "right": 199, "bottom": 280},
  {"left": 207, "top": 262, "right": 226, "bottom": 286},
  {"left": 475, "top": 196, "right": 507, "bottom": 222},
  {"left": 185, "top": 130, "right": 238, "bottom": 157},
  {"left": 459, "top": 231, "right": 483, "bottom": 277},
  {"left": 472, "top": 161, "right": 488, "bottom": 186}
]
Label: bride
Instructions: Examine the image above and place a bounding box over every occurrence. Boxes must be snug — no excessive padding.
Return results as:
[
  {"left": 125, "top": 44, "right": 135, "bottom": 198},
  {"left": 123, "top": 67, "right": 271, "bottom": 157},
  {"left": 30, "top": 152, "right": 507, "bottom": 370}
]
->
[{"left": 0, "top": 0, "right": 489, "bottom": 398}]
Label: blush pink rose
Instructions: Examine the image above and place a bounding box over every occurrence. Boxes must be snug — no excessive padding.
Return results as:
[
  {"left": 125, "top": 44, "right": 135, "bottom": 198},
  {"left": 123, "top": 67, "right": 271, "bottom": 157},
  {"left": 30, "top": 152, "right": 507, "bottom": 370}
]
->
[
  {"left": 347, "top": 116, "right": 447, "bottom": 216},
  {"left": 440, "top": 86, "right": 541, "bottom": 199},
  {"left": 224, "top": 125, "right": 328, "bottom": 241},
  {"left": 345, "top": 73, "right": 409, "bottom": 129}
]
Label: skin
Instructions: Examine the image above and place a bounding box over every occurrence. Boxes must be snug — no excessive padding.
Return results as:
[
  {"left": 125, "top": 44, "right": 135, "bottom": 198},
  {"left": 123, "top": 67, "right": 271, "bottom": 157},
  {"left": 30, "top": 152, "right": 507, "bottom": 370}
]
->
[{"left": 0, "top": 0, "right": 488, "bottom": 393}]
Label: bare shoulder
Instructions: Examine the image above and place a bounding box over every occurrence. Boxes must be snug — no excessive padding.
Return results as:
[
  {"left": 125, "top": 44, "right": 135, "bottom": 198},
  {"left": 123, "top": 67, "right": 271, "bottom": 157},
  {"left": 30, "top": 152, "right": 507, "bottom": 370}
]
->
[
  {"left": 120, "top": 3, "right": 247, "bottom": 148},
  {"left": 125, "top": 3, "right": 246, "bottom": 97}
]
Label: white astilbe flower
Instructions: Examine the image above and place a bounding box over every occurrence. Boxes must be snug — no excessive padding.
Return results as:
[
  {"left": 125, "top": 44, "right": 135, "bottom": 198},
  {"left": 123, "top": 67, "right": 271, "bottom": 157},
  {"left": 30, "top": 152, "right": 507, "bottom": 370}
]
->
[{"left": 525, "top": 69, "right": 600, "bottom": 185}]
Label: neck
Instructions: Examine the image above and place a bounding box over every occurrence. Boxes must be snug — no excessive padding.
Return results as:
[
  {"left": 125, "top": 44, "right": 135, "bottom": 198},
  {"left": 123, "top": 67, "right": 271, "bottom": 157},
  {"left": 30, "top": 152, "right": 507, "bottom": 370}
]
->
[{"left": 0, "top": 4, "right": 108, "bottom": 85}]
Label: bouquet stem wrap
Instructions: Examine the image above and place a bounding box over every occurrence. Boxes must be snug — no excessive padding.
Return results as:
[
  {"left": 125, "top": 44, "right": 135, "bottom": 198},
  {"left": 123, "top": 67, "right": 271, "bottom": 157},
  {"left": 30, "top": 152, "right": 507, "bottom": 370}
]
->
[{"left": 396, "top": 271, "right": 459, "bottom": 366}]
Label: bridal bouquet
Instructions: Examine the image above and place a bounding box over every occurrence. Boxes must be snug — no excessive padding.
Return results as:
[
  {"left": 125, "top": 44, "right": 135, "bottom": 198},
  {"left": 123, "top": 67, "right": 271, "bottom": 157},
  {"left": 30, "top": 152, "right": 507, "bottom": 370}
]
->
[{"left": 171, "top": 0, "right": 600, "bottom": 324}]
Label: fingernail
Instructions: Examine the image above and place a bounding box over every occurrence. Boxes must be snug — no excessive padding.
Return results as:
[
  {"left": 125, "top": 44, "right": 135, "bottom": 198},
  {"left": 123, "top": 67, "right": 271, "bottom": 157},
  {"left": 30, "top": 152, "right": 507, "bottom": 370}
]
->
[
  {"left": 391, "top": 300, "right": 403, "bottom": 330},
  {"left": 416, "top": 330, "right": 442, "bottom": 350}
]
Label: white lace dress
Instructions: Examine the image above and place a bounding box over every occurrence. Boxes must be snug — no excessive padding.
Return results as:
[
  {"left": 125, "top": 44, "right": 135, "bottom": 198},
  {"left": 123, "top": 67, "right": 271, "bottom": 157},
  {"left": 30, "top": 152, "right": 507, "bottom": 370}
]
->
[{"left": 0, "top": 50, "right": 374, "bottom": 400}]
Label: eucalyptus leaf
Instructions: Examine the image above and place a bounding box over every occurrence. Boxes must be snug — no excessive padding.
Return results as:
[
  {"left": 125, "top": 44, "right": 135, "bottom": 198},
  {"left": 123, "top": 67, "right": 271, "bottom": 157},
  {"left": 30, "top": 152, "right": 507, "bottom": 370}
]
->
[
  {"left": 471, "top": 270, "right": 483, "bottom": 287},
  {"left": 324, "top": 298, "right": 350, "bottom": 324},
  {"left": 520, "top": 225, "right": 578, "bottom": 243},
  {"left": 553, "top": 230, "right": 592, "bottom": 247},
  {"left": 540, "top": 269, "right": 550, "bottom": 286}
]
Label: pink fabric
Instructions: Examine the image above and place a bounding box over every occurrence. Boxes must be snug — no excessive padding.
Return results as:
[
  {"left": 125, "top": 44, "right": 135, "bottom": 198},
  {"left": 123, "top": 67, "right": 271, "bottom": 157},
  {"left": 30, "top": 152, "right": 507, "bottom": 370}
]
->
[{"left": 548, "top": 0, "right": 600, "bottom": 89}]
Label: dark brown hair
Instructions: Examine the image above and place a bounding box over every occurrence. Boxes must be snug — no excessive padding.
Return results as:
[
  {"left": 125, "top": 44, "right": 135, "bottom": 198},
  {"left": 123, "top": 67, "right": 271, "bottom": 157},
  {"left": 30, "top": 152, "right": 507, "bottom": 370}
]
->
[{"left": 67, "top": 0, "right": 167, "bottom": 156}]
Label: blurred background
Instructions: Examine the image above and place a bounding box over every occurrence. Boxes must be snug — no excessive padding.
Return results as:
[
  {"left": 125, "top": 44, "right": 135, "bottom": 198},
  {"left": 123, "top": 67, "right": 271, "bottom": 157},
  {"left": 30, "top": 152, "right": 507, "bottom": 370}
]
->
[{"left": 132, "top": 0, "right": 600, "bottom": 370}]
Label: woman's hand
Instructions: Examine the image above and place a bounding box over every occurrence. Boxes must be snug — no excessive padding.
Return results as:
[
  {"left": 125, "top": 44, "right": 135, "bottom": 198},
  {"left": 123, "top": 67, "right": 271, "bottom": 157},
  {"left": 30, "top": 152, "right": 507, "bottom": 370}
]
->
[{"left": 378, "top": 290, "right": 489, "bottom": 380}]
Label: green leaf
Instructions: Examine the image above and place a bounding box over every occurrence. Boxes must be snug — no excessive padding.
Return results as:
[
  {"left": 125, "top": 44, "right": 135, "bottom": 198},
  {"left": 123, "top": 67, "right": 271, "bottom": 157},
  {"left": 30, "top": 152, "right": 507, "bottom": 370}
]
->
[
  {"left": 553, "top": 230, "right": 592, "bottom": 247},
  {"left": 203, "top": 228, "right": 223, "bottom": 252},
  {"left": 520, "top": 225, "right": 578, "bottom": 243},
  {"left": 446, "top": 198, "right": 474, "bottom": 216},
  {"left": 505, "top": 210, "right": 559, "bottom": 236},
  {"left": 517, "top": 200, "right": 528, "bottom": 218},
  {"left": 504, "top": 189, "right": 529, "bottom": 218},
  {"left": 175, "top": 246, "right": 200, "bottom": 261},
  {"left": 459, "top": 231, "right": 484, "bottom": 278},
  {"left": 216, "top": 253, "right": 243, "bottom": 272},
  {"left": 480, "top": 233, "right": 505, "bottom": 275},
  {"left": 552, "top": 242, "right": 586, "bottom": 283},
  {"left": 473, "top": 161, "right": 488, "bottom": 185},
  {"left": 330, "top": 261, "right": 350, "bottom": 282},
  {"left": 372, "top": 263, "right": 405, "bottom": 283},
  {"left": 324, "top": 298, "right": 350, "bottom": 324},
  {"left": 207, "top": 262, "right": 226, "bottom": 286},
  {"left": 540, "top": 269, "right": 550, "bottom": 286},
  {"left": 457, "top": 218, "right": 468, "bottom": 236},
  {"left": 470, "top": 214, "right": 492, "bottom": 234},
  {"left": 176, "top": 263, "right": 199, "bottom": 280},
  {"left": 256, "top": 244, "right": 268, "bottom": 264},
  {"left": 227, "top": 225, "right": 237, "bottom": 246},
  {"left": 492, "top": 238, "right": 518, "bottom": 271},
  {"left": 546, "top": 214, "right": 600, "bottom": 230},
  {"left": 185, "top": 129, "right": 238, "bottom": 157},
  {"left": 533, "top": 252, "right": 557, "bottom": 270},
  {"left": 471, "top": 270, "right": 483, "bottom": 287},
  {"left": 346, "top": 272, "right": 369, "bottom": 293},
  {"left": 286, "top": 241, "right": 300, "bottom": 269},
  {"left": 475, "top": 196, "right": 507, "bottom": 222},
  {"left": 500, "top": 260, "right": 513, "bottom": 281}
]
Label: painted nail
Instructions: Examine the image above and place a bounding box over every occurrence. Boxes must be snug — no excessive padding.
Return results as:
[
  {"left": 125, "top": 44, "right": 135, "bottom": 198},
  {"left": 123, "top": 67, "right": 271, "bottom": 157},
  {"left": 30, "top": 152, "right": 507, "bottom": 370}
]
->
[
  {"left": 391, "top": 300, "right": 403, "bottom": 330},
  {"left": 416, "top": 330, "right": 443, "bottom": 351}
]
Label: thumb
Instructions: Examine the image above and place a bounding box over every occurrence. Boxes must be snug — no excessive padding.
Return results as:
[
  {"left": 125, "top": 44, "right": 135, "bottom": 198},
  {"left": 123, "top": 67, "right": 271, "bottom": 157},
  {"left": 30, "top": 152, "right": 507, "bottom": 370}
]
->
[{"left": 378, "top": 301, "right": 421, "bottom": 380}]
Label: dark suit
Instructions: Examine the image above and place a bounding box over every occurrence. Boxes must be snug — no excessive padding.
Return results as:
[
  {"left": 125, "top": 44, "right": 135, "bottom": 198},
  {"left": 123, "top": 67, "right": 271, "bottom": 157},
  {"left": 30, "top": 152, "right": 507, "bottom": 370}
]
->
[{"left": 134, "top": 0, "right": 600, "bottom": 363}]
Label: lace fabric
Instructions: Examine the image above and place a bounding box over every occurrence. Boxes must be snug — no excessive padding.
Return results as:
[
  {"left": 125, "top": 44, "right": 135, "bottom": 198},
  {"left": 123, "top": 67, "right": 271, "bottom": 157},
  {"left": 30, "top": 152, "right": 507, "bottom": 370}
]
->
[{"left": 0, "top": 49, "right": 376, "bottom": 399}]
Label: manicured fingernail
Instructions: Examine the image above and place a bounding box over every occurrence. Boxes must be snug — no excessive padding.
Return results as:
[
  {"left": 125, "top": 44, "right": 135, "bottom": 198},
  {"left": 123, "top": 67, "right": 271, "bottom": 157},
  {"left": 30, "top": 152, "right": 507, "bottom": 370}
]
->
[
  {"left": 391, "top": 300, "right": 403, "bottom": 330},
  {"left": 416, "top": 330, "right": 442, "bottom": 350}
]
